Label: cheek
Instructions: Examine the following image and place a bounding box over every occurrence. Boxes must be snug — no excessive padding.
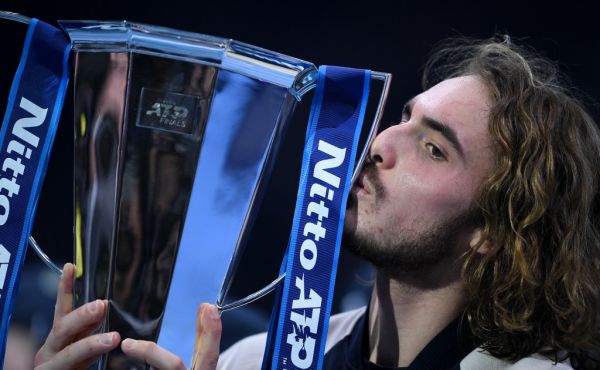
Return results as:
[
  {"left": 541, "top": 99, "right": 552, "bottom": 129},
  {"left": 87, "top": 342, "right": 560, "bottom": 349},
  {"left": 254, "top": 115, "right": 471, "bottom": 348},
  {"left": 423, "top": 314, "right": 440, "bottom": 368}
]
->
[
  {"left": 429, "top": 174, "right": 479, "bottom": 213},
  {"left": 375, "top": 174, "right": 434, "bottom": 230},
  {"left": 388, "top": 172, "right": 440, "bottom": 208},
  {"left": 387, "top": 172, "right": 474, "bottom": 224}
]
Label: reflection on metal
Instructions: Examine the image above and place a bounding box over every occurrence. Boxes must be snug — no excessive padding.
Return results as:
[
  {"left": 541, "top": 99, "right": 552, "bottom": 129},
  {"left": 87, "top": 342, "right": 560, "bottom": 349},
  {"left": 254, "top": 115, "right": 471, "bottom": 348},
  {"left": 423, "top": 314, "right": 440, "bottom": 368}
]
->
[
  {"left": 28, "top": 237, "right": 62, "bottom": 275},
  {"left": 0, "top": 11, "right": 31, "bottom": 24},
  {"left": 72, "top": 51, "right": 130, "bottom": 370},
  {"left": 64, "top": 20, "right": 324, "bottom": 369},
  {"left": 217, "top": 272, "right": 286, "bottom": 312},
  {"left": 59, "top": 20, "right": 316, "bottom": 96},
  {"left": 75, "top": 202, "right": 84, "bottom": 278}
]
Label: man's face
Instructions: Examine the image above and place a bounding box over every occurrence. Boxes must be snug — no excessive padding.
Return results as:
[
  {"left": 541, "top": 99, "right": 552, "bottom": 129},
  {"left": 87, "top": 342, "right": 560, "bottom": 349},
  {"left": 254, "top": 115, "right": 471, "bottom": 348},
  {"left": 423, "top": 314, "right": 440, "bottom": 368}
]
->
[{"left": 344, "top": 75, "right": 494, "bottom": 273}]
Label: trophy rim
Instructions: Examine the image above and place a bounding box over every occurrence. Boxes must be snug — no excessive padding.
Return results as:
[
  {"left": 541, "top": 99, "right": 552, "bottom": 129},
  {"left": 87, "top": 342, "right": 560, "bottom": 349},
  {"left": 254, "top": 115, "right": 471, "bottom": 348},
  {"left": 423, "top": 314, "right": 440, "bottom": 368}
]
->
[{"left": 58, "top": 19, "right": 319, "bottom": 98}]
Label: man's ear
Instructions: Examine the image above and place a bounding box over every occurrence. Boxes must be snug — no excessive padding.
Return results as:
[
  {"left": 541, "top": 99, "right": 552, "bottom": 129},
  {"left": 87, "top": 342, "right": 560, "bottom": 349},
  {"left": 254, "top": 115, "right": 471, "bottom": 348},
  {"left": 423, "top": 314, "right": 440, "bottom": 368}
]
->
[{"left": 469, "top": 228, "right": 492, "bottom": 255}]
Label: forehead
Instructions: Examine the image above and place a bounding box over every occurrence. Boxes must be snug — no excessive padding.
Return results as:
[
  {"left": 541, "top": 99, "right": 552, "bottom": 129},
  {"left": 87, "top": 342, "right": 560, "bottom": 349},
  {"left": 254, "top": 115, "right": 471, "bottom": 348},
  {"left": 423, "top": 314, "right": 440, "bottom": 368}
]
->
[{"left": 413, "top": 75, "right": 492, "bottom": 160}]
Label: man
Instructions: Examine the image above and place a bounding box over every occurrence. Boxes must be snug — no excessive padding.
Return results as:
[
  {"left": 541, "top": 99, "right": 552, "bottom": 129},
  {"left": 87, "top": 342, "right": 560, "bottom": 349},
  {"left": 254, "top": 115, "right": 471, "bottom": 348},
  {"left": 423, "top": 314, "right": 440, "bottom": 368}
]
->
[{"left": 33, "top": 36, "right": 600, "bottom": 370}]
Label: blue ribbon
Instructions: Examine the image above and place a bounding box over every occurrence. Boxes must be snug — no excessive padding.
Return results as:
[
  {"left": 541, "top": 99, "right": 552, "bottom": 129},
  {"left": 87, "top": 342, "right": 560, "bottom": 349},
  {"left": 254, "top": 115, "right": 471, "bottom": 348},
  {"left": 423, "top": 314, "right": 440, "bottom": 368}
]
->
[
  {"left": 263, "top": 66, "right": 371, "bottom": 370},
  {"left": 0, "top": 19, "right": 70, "bottom": 362}
]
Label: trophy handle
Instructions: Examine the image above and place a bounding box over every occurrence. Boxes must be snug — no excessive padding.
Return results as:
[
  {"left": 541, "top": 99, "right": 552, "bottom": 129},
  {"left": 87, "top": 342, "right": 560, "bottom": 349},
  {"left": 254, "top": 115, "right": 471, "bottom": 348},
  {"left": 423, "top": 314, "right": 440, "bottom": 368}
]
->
[
  {"left": 351, "top": 71, "right": 392, "bottom": 184},
  {"left": 217, "top": 71, "right": 392, "bottom": 313},
  {"left": 217, "top": 273, "right": 286, "bottom": 312},
  {"left": 0, "top": 11, "right": 64, "bottom": 275},
  {"left": 30, "top": 236, "right": 63, "bottom": 274},
  {"left": 0, "top": 10, "right": 31, "bottom": 25}
]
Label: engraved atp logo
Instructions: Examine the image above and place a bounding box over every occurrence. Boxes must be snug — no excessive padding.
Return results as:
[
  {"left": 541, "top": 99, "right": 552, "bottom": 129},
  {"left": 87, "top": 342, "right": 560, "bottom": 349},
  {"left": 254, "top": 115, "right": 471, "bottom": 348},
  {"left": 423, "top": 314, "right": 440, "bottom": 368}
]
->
[
  {"left": 286, "top": 140, "right": 346, "bottom": 369},
  {"left": 137, "top": 88, "right": 200, "bottom": 135},
  {"left": 0, "top": 96, "right": 47, "bottom": 296},
  {"left": 145, "top": 101, "right": 189, "bottom": 128}
]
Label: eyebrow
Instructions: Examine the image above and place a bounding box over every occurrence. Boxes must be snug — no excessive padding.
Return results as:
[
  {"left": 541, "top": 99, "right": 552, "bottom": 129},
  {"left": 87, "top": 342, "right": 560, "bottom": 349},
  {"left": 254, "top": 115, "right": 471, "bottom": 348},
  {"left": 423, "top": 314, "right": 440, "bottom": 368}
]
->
[{"left": 404, "top": 100, "right": 465, "bottom": 159}]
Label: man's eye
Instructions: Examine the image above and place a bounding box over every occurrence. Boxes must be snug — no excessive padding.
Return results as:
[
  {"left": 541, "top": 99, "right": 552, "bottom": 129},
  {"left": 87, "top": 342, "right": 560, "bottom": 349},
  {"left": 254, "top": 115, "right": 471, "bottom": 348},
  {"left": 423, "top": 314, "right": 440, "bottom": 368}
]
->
[{"left": 426, "top": 143, "right": 446, "bottom": 160}]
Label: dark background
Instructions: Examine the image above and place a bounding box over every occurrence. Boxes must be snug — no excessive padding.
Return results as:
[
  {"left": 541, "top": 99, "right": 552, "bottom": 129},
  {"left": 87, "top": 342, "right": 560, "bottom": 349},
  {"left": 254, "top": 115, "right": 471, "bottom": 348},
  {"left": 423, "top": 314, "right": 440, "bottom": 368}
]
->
[{"left": 1, "top": 0, "right": 599, "bottom": 362}]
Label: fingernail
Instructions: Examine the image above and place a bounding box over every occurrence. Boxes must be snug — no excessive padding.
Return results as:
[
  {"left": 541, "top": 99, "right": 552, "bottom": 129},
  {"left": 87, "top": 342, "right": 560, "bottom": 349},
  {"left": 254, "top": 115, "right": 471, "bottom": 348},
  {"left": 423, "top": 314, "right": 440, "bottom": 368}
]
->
[
  {"left": 101, "top": 333, "right": 115, "bottom": 345},
  {"left": 206, "top": 305, "right": 219, "bottom": 320},
  {"left": 122, "top": 338, "right": 136, "bottom": 349},
  {"left": 88, "top": 300, "right": 100, "bottom": 314},
  {"left": 63, "top": 263, "right": 73, "bottom": 277}
]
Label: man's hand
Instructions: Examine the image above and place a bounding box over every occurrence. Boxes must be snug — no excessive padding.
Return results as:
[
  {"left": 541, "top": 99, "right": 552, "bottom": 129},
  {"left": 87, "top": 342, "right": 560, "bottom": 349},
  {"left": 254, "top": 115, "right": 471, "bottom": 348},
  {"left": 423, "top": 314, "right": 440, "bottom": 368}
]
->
[
  {"left": 34, "top": 263, "right": 121, "bottom": 370},
  {"left": 120, "top": 303, "right": 222, "bottom": 370},
  {"left": 35, "top": 263, "right": 222, "bottom": 370}
]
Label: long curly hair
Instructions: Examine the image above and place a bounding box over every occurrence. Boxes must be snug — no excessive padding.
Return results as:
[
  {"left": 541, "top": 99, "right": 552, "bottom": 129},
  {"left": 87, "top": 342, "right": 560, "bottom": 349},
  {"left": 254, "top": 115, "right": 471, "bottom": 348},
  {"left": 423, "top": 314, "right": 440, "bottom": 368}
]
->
[{"left": 422, "top": 36, "right": 600, "bottom": 367}]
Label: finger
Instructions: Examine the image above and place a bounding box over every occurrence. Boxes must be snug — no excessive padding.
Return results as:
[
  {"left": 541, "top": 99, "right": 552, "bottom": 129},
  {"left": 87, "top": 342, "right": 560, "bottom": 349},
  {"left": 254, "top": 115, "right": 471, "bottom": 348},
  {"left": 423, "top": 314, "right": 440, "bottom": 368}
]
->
[
  {"left": 53, "top": 263, "right": 75, "bottom": 323},
  {"left": 37, "top": 299, "right": 106, "bottom": 364},
  {"left": 121, "top": 339, "right": 186, "bottom": 370},
  {"left": 72, "top": 309, "right": 107, "bottom": 343},
  {"left": 192, "top": 304, "right": 222, "bottom": 370},
  {"left": 44, "top": 299, "right": 107, "bottom": 354},
  {"left": 60, "top": 332, "right": 119, "bottom": 370},
  {"left": 36, "top": 332, "right": 120, "bottom": 370}
]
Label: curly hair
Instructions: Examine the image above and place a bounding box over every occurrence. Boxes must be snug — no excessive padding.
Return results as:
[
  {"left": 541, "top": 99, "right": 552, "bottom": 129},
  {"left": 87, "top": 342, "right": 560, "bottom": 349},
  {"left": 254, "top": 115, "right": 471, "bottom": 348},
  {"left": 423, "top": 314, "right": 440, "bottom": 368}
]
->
[{"left": 422, "top": 36, "right": 600, "bottom": 367}]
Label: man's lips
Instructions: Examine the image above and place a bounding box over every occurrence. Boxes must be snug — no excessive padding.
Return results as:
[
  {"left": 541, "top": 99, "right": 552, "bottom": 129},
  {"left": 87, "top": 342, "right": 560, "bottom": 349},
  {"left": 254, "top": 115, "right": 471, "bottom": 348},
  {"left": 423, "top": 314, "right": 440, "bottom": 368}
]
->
[{"left": 354, "top": 174, "right": 370, "bottom": 194}]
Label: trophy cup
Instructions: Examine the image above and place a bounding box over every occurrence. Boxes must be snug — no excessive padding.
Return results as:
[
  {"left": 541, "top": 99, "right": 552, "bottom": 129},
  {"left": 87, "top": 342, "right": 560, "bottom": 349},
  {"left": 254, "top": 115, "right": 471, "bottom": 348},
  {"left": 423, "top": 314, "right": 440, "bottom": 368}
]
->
[{"left": 0, "top": 11, "right": 390, "bottom": 369}]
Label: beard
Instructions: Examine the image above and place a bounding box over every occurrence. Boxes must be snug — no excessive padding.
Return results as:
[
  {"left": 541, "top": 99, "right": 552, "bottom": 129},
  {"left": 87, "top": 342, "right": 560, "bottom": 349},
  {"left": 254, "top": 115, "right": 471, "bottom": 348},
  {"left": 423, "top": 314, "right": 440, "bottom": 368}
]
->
[{"left": 344, "top": 163, "right": 480, "bottom": 275}]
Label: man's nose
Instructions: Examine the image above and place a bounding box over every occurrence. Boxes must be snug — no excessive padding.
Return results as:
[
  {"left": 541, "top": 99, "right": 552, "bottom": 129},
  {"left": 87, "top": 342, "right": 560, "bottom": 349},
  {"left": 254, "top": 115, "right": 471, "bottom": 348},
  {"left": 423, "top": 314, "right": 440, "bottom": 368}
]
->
[{"left": 368, "top": 127, "right": 397, "bottom": 170}]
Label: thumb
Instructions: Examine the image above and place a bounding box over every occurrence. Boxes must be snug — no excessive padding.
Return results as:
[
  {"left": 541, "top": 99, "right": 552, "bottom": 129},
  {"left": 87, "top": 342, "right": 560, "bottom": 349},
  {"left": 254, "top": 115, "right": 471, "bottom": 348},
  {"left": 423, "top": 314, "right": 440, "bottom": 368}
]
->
[{"left": 192, "top": 303, "right": 222, "bottom": 370}]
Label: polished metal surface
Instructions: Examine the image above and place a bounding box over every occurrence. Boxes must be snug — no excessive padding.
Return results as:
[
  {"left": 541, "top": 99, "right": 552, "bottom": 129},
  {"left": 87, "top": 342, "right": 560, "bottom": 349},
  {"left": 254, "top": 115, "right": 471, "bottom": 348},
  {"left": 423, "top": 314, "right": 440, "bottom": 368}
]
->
[
  {"left": 67, "top": 20, "right": 319, "bottom": 369},
  {"left": 73, "top": 53, "right": 130, "bottom": 370},
  {"left": 0, "top": 10, "right": 31, "bottom": 24},
  {"left": 29, "top": 236, "right": 62, "bottom": 275},
  {"left": 59, "top": 20, "right": 317, "bottom": 96},
  {"left": 154, "top": 66, "right": 296, "bottom": 367}
]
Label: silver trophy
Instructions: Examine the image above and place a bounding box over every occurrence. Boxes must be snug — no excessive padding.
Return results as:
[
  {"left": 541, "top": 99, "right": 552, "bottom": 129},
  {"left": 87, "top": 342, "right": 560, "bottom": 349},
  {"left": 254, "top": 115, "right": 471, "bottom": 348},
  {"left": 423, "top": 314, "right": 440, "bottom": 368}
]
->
[{"left": 1, "top": 11, "right": 390, "bottom": 369}]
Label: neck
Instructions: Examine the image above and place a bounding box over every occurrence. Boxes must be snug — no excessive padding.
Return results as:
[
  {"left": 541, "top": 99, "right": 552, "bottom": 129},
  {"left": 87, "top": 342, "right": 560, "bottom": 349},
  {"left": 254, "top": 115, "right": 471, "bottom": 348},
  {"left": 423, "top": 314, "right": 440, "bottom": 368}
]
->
[{"left": 367, "top": 265, "right": 467, "bottom": 367}]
